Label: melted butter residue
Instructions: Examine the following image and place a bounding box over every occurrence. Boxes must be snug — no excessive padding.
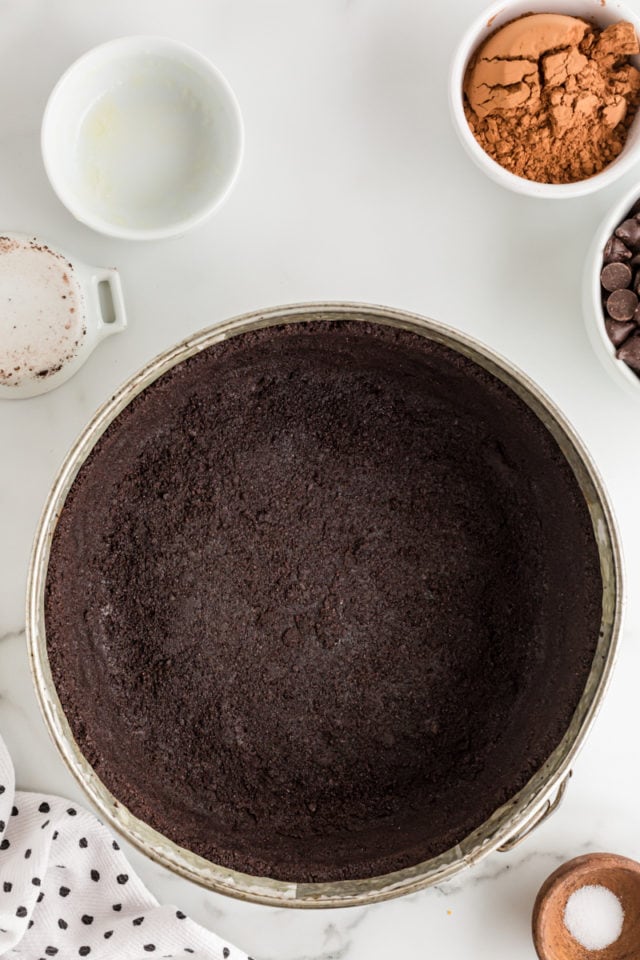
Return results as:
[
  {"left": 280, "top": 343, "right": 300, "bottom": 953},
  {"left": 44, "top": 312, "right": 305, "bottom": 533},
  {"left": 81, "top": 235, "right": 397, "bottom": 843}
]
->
[{"left": 75, "top": 64, "right": 217, "bottom": 229}]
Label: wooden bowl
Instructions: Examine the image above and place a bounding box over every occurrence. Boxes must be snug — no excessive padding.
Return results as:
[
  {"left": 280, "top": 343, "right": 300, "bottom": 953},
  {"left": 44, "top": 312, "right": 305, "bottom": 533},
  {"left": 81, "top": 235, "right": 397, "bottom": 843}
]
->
[{"left": 533, "top": 853, "right": 640, "bottom": 959}]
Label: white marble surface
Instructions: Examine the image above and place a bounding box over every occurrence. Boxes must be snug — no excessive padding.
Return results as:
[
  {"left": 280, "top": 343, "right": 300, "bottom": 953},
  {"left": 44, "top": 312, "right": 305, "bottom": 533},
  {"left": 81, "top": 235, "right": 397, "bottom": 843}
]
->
[{"left": 2, "top": 1, "right": 640, "bottom": 957}]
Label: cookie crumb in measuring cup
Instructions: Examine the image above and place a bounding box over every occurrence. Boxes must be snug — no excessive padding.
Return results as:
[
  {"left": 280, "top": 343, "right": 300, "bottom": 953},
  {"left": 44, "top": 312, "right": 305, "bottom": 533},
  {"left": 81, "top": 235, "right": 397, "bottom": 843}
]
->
[{"left": 0, "top": 236, "right": 86, "bottom": 389}]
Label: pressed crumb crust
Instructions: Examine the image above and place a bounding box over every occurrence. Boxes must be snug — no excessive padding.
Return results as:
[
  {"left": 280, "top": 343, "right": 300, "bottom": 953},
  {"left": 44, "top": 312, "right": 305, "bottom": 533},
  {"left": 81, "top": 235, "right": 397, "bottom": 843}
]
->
[{"left": 45, "top": 320, "right": 602, "bottom": 883}]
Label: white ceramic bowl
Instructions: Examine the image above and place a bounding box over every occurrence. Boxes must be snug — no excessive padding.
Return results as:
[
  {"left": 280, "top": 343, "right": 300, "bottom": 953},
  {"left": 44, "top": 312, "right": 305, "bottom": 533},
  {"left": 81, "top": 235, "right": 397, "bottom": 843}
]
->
[
  {"left": 450, "top": 0, "right": 640, "bottom": 198},
  {"left": 42, "top": 37, "right": 244, "bottom": 240},
  {"left": 584, "top": 182, "right": 640, "bottom": 399}
]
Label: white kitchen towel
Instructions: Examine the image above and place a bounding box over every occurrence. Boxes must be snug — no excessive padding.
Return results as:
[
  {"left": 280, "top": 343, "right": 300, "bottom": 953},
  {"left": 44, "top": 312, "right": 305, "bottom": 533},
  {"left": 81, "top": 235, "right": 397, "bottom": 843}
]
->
[{"left": 0, "top": 733, "right": 248, "bottom": 960}]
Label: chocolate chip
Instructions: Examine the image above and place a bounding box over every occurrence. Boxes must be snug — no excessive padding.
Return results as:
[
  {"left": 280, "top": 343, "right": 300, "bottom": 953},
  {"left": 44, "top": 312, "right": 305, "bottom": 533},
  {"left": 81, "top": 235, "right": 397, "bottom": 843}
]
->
[
  {"left": 604, "top": 235, "right": 632, "bottom": 263},
  {"left": 616, "top": 218, "right": 640, "bottom": 250},
  {"left": 601, "top": 262, "right": 632, "bottom": 291},
  {"left": 618, "top": 332, "right": 640, "bottom": 370},
  {"left": 607, "top": 288, "right": 638, "bottom": 320}
]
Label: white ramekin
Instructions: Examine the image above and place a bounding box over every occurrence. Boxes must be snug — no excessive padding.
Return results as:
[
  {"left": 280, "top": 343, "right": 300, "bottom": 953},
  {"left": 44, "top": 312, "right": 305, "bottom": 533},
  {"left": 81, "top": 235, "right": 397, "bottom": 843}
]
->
[
  {"left": 42, "top": 37, "right": 244, "bottom": 240},
  {"left": 450, "top": 0, "right": 640, "bottom": 199},
  {"left": 584, "top": 182, "right": 640, "bottom": 398}
]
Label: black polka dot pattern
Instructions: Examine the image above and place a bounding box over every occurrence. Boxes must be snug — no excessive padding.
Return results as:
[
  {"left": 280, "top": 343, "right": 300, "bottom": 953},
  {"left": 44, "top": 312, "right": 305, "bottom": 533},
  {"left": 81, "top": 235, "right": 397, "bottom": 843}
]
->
[{"left": 0, "top": 734, "right": 243, "bottom": 960}]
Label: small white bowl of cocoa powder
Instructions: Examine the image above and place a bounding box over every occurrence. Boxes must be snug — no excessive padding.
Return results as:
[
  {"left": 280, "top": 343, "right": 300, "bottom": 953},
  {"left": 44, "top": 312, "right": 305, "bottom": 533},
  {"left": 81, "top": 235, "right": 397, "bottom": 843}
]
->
[{"left": 450, "top": 0, "right": 640, "bottom": 197}]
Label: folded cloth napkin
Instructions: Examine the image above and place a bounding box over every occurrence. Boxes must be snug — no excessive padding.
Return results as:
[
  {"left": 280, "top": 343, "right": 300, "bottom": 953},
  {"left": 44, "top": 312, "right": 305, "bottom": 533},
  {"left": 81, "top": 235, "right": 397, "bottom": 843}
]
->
[{"left": 0, "top": 733, "right": 247, "bottom": 960}]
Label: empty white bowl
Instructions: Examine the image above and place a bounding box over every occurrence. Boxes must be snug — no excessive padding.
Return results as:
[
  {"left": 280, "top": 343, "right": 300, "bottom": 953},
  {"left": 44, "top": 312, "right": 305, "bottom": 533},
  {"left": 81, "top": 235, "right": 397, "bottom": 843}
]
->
[
  {"left": 450, "top": 0, "right": 640, "bottom": 198},
  {"left": 584, "top": 181, "right": 640, "bottom": 399},
  {"left": 42, "top": 37, "right": 244, "bottom": 240}
]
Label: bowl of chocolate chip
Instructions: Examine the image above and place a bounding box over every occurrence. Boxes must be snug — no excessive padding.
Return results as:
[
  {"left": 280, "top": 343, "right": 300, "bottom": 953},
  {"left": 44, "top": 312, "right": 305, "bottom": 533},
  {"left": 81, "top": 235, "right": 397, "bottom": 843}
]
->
[
  {"left": 29, "top": 303, "right": 621, "bottom": 907},
  {"left": 450, "top": 0, "right": 640, "bottom": 197},
  {"left": 585, "top": 183, "right": 640, "bottom": 396}
]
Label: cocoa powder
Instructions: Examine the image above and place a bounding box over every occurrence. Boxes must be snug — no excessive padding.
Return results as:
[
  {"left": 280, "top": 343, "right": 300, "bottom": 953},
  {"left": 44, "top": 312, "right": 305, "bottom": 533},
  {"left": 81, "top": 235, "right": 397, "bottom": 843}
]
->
[{"left": 464, "top": 14, "right": 640, "bottom": 184}]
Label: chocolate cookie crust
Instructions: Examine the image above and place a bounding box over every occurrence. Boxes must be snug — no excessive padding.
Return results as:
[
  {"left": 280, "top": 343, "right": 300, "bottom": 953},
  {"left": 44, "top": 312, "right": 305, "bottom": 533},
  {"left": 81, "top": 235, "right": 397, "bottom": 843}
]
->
[{"left": 45, "top": 319, "right": 602, "bottom": 883}]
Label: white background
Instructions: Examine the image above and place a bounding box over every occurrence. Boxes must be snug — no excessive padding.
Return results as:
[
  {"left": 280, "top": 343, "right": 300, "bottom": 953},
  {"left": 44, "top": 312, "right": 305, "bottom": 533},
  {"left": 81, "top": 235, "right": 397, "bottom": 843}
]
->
[{"left": 1, "top": 1, "right": 639, "bottom": 957}]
